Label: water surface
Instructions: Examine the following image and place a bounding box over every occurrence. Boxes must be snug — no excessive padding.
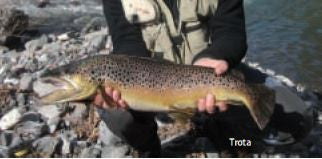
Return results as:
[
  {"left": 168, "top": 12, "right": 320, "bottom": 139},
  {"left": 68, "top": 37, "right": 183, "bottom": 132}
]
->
[{"left": 245, "top": 0, "right": 322, "bottom": 92}]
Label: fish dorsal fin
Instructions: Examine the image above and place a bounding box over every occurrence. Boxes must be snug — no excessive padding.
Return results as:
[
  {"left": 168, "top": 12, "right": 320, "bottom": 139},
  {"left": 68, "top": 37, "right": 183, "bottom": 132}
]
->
[{"left": 229, "top": 69, "right": 245, "bottom": 81}]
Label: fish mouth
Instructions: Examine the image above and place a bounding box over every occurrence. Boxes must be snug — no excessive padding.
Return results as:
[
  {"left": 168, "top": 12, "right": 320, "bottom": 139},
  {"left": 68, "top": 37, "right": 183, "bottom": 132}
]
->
[
  {"left": 33, "top": 75, "right": 98, "bottom": 104},
  {"left": 33, "top": 76, "right": 80, "bottom": 104}
]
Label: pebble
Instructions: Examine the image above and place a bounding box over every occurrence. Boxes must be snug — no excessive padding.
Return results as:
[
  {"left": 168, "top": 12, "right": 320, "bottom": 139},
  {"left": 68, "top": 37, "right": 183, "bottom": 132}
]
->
[
  {"left": 47, "top": 117, "right": 61, "bottom": 133},
  {"left": 0, "top": 130, "right": 15, "bottom": 146},
  {"left": 32, "top": 136, "right": 61, "bottom": 157},
  {"left": 84, "top": 30, "right": 107, "bottom": 52},
  {"left": 80, "top": 145, "right": 101, "bottom": 158},
  {"left": 101, "top": 145, "right": 129, "bottom": 158},
  {"left": 0, "top": 108, "right": 23, "bottom": 130},
  {"left": 20, "top": 112, "right": 42, "bottom": 122},
  {"left": 67, "top": 102, "right": 88, "bottom": 120},
  {"left": 25, "top": 35, "right": 49, "bottom": 53},
  {"left": 37, "top": 105, "right": 65, "bottom": 120},
  {"left": 19, "top": 73, "right": 33, "bottom": 92},
  {"left": 15, "top": 121, "right": 49, "bottom": 141},
  {"left": 98, "top": 119, "right": 123, "bottom": 147},
  {"left": 16, "top": 93, "right": 26, "bottom": 106},
  {"left": 0, "top": 146, "right": 9, "bottom": 158},
  {"left": 0, "top": 46, "right": 9, "bottom": 54},
  {"left": 60, "top": 130, "right": 77, "bottom": 155}
]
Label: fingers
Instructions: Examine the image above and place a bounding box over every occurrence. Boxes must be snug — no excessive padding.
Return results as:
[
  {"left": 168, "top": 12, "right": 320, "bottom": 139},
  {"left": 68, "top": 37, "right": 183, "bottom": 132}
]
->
[
  {"left": 193, "top": 58, "right": 229, "bottom": 76},
  {"left": 217, "top": 102, "right": 228, "bottom": 112},
  {"left": 197, "top": 94, "right": 215, "bottom": 114},
  {"left": 197, "top": 98, "right": 206, "bottom": 112},
  {"left": 205, "top": 94, "right": 215, "bottom": 113},
  {"left": 93, "top": 86, "right": 128, "bottom": 110},
  {"left": 197, "top": 93, "right": 229, "bottom": 114}
]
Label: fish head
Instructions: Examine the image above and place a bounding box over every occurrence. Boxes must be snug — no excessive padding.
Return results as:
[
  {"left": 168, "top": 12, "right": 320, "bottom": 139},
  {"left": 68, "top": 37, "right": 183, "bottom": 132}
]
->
[{"left": 33, "top": 66, "right": 98, "bottom": 104}]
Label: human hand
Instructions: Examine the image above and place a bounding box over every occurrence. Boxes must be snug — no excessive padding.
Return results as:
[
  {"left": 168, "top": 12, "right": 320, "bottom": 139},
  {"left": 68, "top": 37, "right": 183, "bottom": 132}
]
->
[
  {"left": 193, "top": 58, "right": 230, "bottom": 113},
  {"left": 93, "top": 86, "right": 128, "bottom": 110}
]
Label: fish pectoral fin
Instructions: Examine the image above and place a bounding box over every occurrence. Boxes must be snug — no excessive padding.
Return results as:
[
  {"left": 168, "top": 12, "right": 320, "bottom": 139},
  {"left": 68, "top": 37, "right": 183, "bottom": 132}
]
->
[
  {"left": 168, "top": 105, "right": 195, "bottom": 123},
  {"left": 98, "top": 86, "right": 118, "bottom": 107}
]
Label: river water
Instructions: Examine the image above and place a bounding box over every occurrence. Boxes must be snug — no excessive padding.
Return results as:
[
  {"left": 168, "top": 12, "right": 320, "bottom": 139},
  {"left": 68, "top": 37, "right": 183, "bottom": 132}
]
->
[
  {"left": 245, "top": 0, "right": 322, "bottom": 92},
  {"left": 3, "top": 0, "right": 322, "bottom": 92}
]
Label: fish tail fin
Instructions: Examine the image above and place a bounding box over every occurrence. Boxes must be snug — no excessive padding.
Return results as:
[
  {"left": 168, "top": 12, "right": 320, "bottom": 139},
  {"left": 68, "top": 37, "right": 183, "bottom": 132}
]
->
[{"left": 247, "top": 84, "right": 275, "bottom": 130}]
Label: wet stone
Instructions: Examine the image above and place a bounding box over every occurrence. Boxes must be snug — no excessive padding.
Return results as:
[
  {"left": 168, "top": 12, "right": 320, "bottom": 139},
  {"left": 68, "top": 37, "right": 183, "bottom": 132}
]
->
[
  {"left": 0, "top": 146, "right": 9, "bottom": 158},
  {"left": 79, "top": 145, "right": 101, "bottom": 158},
  {"left": 0, "top": 45, "right": 8, "bottom": 54},
  {"left": 97, "top": 118, "right": 123, "bottom": 146},
  {"left": 101, "top": 145, "right": 129, "bottom": 158},
  {"left": 19, "top": 73, "right": 33, "bottom": 91},
  {"left": 0, "top": 130, "right": 15, "bottom": 146},
  {"left": 0, "top": 108, "right": 23, "bottom": 130},
  {"left": 59, "top": 130, "right": 77, "bottom": 155},
  {"left": 20, "top": 112, "right": 42, "bottom": 122},
  {"left": 37, "top": 105, "right": 65, "bottom": 120},
  {"left": 15, "top": 121, "right": 49, "bottom": 141},
  {"left": 25, "top": 35, "right": 49, "bottom": 53},
  {"left": 32, "top": 136, "right": 61, "bottom": 158},
  {"left": 47, "top": 117, "right": 61, "bottom": 134}
]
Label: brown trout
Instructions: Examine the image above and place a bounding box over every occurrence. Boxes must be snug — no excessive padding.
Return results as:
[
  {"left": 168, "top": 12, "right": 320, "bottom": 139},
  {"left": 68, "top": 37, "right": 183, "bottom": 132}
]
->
[{"left": 34, "top": 54, "right": 275, "bottom": 130}]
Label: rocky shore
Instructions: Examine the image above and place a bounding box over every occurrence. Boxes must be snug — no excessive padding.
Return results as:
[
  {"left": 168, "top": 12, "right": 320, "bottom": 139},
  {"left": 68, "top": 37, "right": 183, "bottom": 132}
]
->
[{"left": 0, "top": 2, "right": 322, "bottom": 158}]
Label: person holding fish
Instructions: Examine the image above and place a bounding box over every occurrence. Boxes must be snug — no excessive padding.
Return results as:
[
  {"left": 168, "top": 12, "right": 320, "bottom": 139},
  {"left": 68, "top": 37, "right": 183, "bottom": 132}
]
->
[
  {"left": 91, "top": 0, "right": 247, "bottom": 156},
  {"left": 85, "top": 0, "right": 312, "bottom": 157}
]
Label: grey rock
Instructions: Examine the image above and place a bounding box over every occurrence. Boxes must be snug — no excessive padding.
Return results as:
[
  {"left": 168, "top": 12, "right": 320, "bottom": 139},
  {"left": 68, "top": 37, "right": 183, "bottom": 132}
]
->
[
  {"left": 59, "top": 130, "right": 77, "bottom": 155},
  {"left": 101, "top": 145, "right": 129, "bottom": 158},
  {"left": 0, "top": 130, "right": 15, "bottom": 146},
  {"left": 3, "top": 77, "right": 19, "bottom": 85},
  {"left": 0, "top": 8, "right": 28, "bottom": 45},
  {"left": 72, "top": 141, "right": 89, "bottom": 157},
  {"left": 41, "top": 42, "right": 61, "bottom": 55},
  {"left": 25, "top": 35, "right": 48, "bottom": 53},
  {"left": 0, "top": 45, "right": 9, "bottom": 54},
  {"left": 32, "top": 136, "right": 61, "bottom": 158},
  {"left": 80, "top": 146, "right": 101, "bottom": 158},
  {"left": 206, "top": 152, "right": 219, "bottom": 158},
  {"left": 0, "top": 108, "right": 23, "bottom": 130},
  {"left": 19, "top": 73, "right": 33, "bottom": 91},
  {"left": 15, "top": 121, "right": 49, "bottom": 141},
  {"left": 81, "top": 17, "right": 106, "bottom": 35},
  {"left": 47, "top": 117, "right": 61, "bottom": 134},
  {"left": 66, "top": 102, "right": 88, "bottom": 122},
  {"left": 98, "top": 120, "right": 123, "bottom": 146},
  {"left": 84, "top": 30, "right": 107, "bottom": 52},
  {"left": 37, "top": 105, "right": 65, "bottom": 120},
  {"left": 20, "top": 112, "right": 42, "bottom": 122},
  {"left": 0, "top": 146, "right": 9, "bottom": 158},
  {"left": 16, "top": 93, "right": 26, "bottom": 106}
]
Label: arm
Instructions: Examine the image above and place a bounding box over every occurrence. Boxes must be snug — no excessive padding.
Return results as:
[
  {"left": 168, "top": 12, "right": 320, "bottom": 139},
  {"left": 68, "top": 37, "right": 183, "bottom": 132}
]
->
[
  {"left": 194, "top": 0, "right": 247, "bottom": 113},
  {"left": 102, "top": 0, "right": 150, "bottom": 57},
  {"left": 192, "top": 0, "right": 247, "bottom": 69}
]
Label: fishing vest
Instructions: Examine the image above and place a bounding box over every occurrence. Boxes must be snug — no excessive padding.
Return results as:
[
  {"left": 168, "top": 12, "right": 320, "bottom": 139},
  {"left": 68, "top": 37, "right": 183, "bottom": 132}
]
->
[{"left": 121, "top": 0, "right": 218, "bottom": 64}]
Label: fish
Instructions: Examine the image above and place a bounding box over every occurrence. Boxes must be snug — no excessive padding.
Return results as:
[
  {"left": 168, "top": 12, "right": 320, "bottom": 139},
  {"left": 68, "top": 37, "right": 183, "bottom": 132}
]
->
[{"left": 34, "top": 54, "right": 275, "bottom": 130}]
